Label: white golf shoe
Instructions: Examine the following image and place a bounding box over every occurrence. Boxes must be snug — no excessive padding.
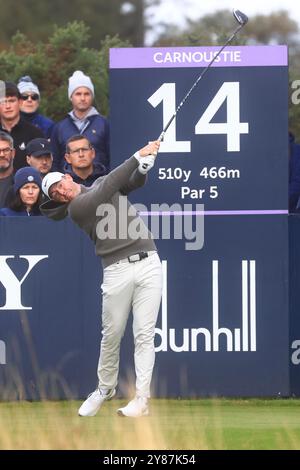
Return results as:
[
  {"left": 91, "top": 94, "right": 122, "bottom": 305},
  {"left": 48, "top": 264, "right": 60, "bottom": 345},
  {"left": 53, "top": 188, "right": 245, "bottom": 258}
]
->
[
  {"left": 78, "top": 388, "right": 116, "bottom": 417},
  {"left": 117, "top": 396, "right": 149, "bottom": 418}
]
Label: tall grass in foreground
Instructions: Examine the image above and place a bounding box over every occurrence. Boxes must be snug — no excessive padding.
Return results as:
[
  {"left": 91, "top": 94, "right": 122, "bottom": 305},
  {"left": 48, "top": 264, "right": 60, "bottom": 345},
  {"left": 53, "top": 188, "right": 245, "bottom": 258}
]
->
[{"left": 1, "top": 399, "right": 300, "bottom": 450}]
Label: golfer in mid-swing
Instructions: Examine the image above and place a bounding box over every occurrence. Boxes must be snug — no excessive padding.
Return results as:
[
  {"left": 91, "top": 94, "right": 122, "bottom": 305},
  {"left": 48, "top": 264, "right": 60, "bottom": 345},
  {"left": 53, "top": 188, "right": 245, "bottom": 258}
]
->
[{"left": 40, "top": 140, "right": 162, "bottom": 418}]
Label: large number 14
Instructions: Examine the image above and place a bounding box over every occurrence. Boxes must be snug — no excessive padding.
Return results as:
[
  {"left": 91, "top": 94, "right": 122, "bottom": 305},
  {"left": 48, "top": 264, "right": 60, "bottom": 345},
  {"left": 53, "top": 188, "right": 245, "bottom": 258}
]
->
[{"left": 148, "top": 82, "right": 249, "bottom": 153}]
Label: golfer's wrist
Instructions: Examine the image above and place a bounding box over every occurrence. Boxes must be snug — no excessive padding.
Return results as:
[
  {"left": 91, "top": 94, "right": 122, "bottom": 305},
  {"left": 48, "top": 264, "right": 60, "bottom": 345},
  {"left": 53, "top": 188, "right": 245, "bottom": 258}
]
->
[{"left": 133, "top": 151, "right": 141, "bottom": 162}]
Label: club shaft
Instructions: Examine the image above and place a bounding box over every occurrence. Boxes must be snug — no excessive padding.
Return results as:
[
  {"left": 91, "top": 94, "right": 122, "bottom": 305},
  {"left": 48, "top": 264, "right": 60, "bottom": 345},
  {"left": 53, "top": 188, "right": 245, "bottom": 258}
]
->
[{"left": 157, "top": 23, "right": 244, "bottom": 142}]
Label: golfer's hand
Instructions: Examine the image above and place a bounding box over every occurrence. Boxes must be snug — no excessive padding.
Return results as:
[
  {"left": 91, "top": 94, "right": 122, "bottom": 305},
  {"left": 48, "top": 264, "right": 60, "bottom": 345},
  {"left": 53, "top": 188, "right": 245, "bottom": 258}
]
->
[
  {"left": 138, "top": 155, "right": 155, "bottom": 174},
  {"left": 138, "top": 140, "right": 160, "bottom": 157}
]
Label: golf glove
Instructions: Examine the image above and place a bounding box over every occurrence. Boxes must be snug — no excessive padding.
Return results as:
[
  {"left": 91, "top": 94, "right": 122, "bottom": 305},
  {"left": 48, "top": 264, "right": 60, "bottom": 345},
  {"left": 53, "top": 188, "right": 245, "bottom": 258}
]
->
[{"left": 137, "top": 155, "right": 155, "bottom": 174}]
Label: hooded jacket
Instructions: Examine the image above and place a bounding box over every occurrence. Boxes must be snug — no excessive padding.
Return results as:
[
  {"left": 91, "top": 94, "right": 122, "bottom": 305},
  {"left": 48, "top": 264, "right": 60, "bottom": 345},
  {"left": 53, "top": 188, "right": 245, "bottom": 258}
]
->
[
  {"left": 64, "top": 163, "right": 106, "bottom": 187},
  {"left": 50, "top": 108, "right": 110, "bottom": 174}
]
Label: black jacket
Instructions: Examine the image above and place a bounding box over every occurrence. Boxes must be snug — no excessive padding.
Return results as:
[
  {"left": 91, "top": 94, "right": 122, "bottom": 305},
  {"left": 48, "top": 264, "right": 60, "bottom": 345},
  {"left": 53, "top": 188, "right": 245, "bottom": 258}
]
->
[{"left": 0, "top": 118, "right": 44, "bottom": 172}]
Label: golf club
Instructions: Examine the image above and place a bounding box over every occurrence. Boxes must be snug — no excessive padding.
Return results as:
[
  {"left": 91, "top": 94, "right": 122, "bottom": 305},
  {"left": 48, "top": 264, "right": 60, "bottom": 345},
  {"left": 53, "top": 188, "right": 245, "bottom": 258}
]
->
[
  {"left": 158, "top": 8, "right": 248, "bottom": 141},
  {"left": 142, "top": 8, "right": 248, "bottom": 168}
]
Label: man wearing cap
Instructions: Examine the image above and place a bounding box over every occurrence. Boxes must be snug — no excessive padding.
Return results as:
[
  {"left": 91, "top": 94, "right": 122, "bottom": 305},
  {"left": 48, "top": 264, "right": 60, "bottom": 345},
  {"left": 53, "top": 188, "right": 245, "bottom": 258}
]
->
[
  {"left": 18, "top": 76, "right": 54, "bottom": 139},
  {"left": 0, "top": 82, "right": 44, "bottom": 171},
  {"left": 51, "top": 70, "right": 110, "bottom": 174},
  {"left": 26, "top": 137, "right": 53, "bottom": 178},
  {"left": 40, "top": 140, "right": 161, "bottom": 418}
]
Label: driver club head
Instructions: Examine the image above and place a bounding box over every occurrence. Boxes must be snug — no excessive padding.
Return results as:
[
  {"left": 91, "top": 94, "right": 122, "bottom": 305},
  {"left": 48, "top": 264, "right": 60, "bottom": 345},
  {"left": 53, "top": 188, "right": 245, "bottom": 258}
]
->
[{"left": 233, "top": 9, "right": 249, "bottom": 26}]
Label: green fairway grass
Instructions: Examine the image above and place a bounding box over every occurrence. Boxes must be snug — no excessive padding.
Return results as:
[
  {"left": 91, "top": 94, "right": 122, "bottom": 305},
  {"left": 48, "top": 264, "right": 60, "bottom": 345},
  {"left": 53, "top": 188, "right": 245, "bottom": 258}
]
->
[{"left": 1, "top": 398, "right": 300, "bottom": 450}]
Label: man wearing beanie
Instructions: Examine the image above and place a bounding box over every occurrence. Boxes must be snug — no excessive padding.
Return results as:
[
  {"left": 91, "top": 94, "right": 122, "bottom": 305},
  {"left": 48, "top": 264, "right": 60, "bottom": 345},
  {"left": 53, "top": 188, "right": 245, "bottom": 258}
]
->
[
  {"left": 18, "top": 76, "right": 54, "bottom": 139},
  {"left": 51, "top": 70, "right": 110, "bottom": 175},
  {"left": 0, "top": 82, "right": 44, "bottom": 172}
]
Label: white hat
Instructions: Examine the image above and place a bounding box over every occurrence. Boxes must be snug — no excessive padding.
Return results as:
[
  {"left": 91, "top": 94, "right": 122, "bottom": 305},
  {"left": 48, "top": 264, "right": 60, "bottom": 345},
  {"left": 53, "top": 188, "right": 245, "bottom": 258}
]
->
[
  {"left": 68, "top": 70, "right": 94, "bottom": 99},
  {"left": 42, "top": 172, "right": 64, "bottom": 198},
  {"left": 17, "top": 75, "right": 40, "bottom": 97}
]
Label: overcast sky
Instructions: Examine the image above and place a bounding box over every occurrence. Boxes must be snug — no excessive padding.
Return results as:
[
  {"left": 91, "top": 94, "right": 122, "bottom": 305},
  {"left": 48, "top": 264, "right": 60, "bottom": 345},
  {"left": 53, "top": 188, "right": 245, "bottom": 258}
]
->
[{"left": 146, "top": 0, "right": 300, "bottom": 43}]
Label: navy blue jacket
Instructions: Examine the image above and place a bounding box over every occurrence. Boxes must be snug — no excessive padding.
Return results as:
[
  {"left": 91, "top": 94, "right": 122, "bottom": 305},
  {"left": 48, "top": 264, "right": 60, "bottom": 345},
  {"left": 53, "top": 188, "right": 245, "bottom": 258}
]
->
[
  {"left": 21, "top": 111, "right": 54, "bottom": 139},
  {"left": 0, "top": 207, "right": 41, "bottom": 216},
  {"left": 51, "top": 113, "right": 110, "bottom": 173},
  {"left": 65, "top": 164, "right": 106, "bottom": 187}
]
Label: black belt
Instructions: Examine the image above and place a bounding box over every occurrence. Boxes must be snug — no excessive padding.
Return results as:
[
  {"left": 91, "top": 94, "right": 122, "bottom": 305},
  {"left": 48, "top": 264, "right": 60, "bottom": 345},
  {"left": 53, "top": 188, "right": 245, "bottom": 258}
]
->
[
  {"left": 115, "top": 251, "right": 156, "bottom": 265},
  {"left": 127, "top": 252, "right": 150, "bottom": 263}
]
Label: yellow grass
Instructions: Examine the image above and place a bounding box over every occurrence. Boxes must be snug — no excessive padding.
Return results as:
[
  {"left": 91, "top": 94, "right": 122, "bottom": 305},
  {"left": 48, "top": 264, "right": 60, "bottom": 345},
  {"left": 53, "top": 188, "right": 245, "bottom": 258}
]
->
[{"left": 1, "top": 399, "right": 300, "bottom": 450}]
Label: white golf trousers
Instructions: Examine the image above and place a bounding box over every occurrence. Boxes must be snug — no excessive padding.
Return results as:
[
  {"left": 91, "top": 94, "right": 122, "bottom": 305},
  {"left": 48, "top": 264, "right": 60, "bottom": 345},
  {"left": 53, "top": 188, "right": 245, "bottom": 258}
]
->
[{"left": 97, "top": 252, "right": 162, "bottom": 398}]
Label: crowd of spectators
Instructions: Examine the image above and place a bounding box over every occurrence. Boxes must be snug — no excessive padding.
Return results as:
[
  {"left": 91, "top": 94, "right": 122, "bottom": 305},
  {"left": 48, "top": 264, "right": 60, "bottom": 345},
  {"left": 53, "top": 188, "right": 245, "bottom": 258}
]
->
[
  {"left": 1, "top": 72, "right": 300, "bottom": 216},
  {"left": 0, "top": 71, "right": 110, "bottom": 216}
]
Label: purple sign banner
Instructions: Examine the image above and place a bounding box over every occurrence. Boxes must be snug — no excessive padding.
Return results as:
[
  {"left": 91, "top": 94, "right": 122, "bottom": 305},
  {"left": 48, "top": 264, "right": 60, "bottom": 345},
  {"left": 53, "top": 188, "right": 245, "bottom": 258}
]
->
[
  {"left": 110, "top": 45, "right": 288, "bottom": 69},
  {"left": 139, "top": 210, "right": 288, "bottom": 216}
]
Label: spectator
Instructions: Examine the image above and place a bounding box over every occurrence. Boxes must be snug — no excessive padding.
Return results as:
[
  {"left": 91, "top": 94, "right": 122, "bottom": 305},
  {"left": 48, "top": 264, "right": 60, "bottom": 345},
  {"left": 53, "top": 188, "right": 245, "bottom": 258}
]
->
[
  {"left": 0, "top": 131, "right": 14, "bottom": 208},
  {"left": 26, "top": 138, "right": 53, "bottom": 178},
  {"left": 18, "top": 76, "right": 54, "bottom": 139},
  {"left": 0, "top": 82, "right": 44, "bottom": 172},
  {"left": 51, "top": 70, "right": 110, "bottom": 173},
  {"left": 0, "top": 167, "right": 42, "bottom": 216},
  {"left": 64, "top": 134, "right": 106, "bottom": 186}
]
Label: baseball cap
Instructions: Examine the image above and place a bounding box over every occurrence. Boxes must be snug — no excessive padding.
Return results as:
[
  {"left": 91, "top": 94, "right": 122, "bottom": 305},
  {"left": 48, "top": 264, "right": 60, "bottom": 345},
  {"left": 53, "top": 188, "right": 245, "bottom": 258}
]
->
[
  {"left": 26, "top": 138, "right": 52, "bottom": 157},
  {"left": 42, "top": 172, "right": 64, "bottom": 198}
]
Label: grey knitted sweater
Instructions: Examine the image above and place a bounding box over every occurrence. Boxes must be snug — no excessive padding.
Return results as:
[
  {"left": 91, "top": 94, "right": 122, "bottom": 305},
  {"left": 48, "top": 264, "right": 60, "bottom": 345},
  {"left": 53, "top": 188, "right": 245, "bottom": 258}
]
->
[{"left": 40, "top": 155, "right": 156, "bottom": 267}]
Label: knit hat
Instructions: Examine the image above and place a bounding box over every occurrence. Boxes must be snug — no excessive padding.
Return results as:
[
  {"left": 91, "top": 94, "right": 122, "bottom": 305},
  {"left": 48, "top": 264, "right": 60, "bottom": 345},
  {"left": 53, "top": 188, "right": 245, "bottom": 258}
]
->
[
  {"left": 14, "top": 167, "right": 42, "bottom": 194},
  {"left": 68, "top": 70, "right": 94, "bottom": 99},
  {"left": 17, "top": 76, "right": 40, "bottom": 97},
  {"left": 42, "top": 172, "right": 64, "bottom": 198}
]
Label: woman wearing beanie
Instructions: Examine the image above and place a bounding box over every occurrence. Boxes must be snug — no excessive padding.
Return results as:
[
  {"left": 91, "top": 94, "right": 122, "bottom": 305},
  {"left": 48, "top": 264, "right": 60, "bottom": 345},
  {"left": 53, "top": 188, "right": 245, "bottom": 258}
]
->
[
  {"left": 17, "top": 76, "right": 54, "bottom": 138},
  {"left": 0, "top": 167, "right": 43, "bottom": 216}
]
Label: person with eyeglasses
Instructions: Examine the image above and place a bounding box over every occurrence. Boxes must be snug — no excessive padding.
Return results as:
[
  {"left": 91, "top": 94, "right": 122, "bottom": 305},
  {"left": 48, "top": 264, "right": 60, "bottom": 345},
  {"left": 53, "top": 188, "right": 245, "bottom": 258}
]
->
[
  {"left": 64, "top": 134, "right": 106, "bottom": 187},
  {"left": 18, "top": 76, "right": 54, "bottom": 139},
  {"left": 0, "top": 81, "right": 44, "bottom": 172},
  {"left": 0, "top": 131, "right": 15, "bottom": 208},
  {"left": 50, "top": 71, "right": 110, "bottom": 175}
]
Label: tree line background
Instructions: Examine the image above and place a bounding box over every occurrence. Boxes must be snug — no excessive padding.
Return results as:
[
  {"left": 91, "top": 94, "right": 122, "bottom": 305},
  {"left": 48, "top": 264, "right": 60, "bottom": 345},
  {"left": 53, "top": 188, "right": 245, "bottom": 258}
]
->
[{"left": 0, "top": 0, "right": 299, "bottom": 139}]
